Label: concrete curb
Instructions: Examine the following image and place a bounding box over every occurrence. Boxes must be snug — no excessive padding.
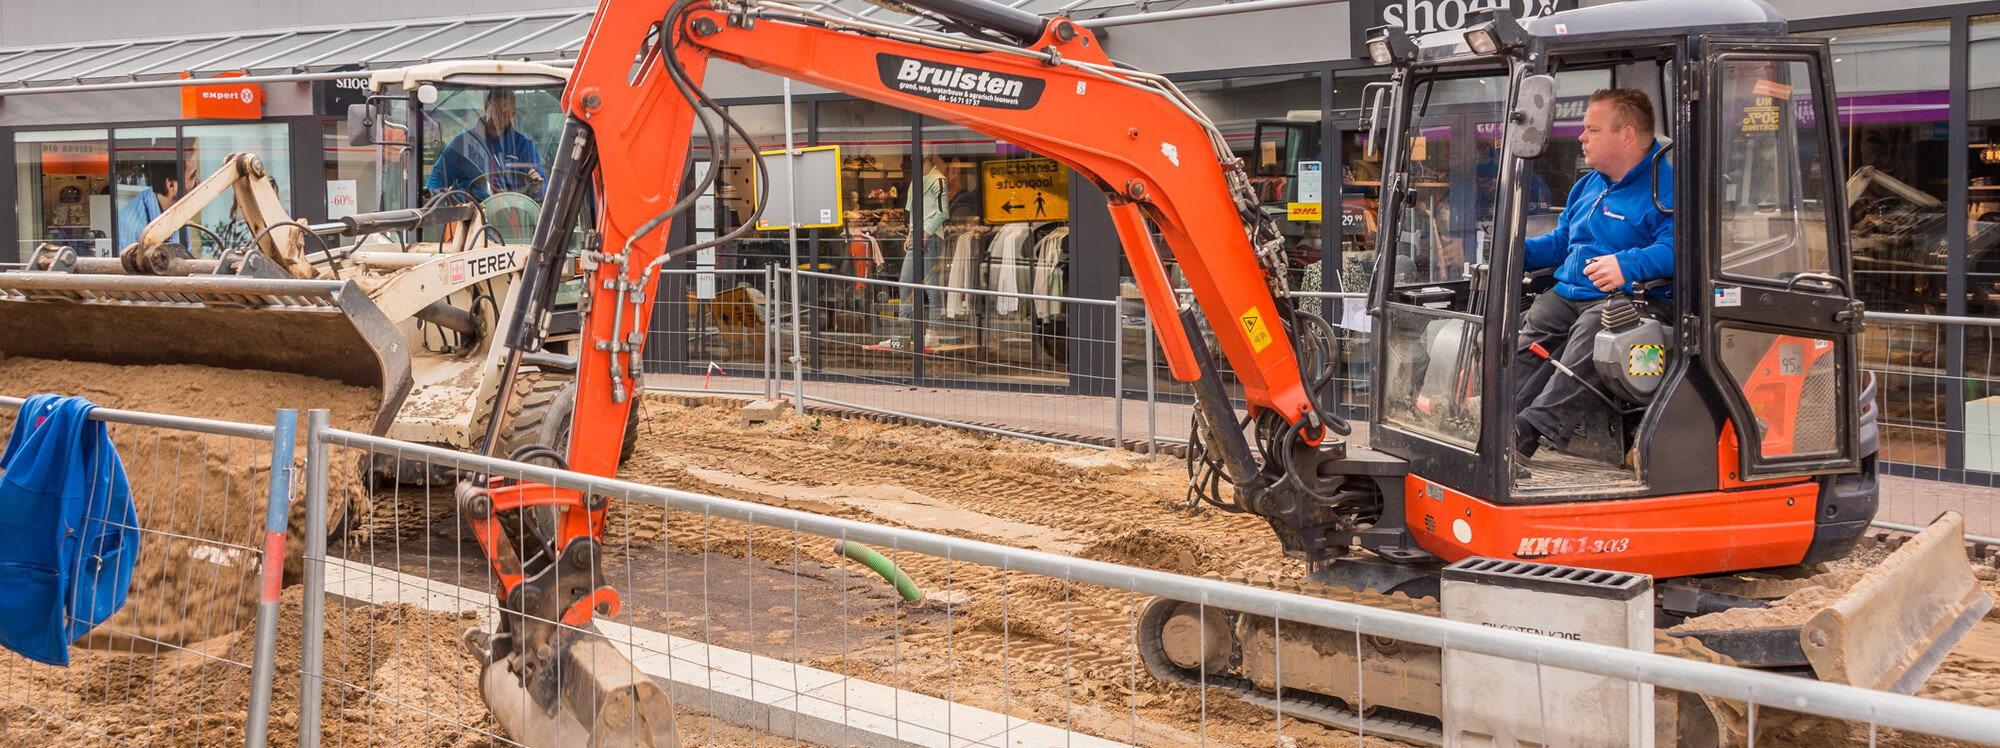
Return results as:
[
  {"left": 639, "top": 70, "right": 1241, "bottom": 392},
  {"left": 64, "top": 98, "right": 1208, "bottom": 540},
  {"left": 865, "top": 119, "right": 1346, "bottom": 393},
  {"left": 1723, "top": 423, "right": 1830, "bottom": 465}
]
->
[{"left": 318, "top": 557, "right": 1132, "bottom": 748}]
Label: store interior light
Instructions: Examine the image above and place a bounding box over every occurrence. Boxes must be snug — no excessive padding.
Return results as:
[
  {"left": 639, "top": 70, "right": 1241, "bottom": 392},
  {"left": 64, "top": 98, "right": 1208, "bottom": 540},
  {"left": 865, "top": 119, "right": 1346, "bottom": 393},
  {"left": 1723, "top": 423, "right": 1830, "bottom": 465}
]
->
[{"left": 1983, "top": 144, "right": 2000, "bottom": 165}]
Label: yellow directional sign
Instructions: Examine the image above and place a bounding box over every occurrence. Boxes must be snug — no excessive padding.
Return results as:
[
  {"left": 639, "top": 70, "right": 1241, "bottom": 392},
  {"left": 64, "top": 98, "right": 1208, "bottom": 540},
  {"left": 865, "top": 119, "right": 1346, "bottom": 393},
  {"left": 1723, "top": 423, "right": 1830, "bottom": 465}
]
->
[{"left": 981, "top": 158, "right": 1068, "bottom": 224}]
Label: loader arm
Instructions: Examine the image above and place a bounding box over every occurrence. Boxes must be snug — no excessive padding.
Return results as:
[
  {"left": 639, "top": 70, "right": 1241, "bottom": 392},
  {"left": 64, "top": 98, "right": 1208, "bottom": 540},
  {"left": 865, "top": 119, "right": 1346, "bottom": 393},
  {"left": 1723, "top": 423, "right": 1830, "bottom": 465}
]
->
[
  {"left": 555, "top": 0, "right": 1321, "bottom": 479},
  {"left": 133, "top": 152, "right": 312, "bottom": 277}
]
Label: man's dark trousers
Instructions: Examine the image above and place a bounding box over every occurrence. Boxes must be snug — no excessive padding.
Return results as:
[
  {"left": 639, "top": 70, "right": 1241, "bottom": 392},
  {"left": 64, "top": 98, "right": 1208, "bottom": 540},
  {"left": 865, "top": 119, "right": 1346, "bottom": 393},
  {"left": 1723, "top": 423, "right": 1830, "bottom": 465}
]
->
[{"left": 1515, "top": 292, "right": 1616, "bottom": 447}]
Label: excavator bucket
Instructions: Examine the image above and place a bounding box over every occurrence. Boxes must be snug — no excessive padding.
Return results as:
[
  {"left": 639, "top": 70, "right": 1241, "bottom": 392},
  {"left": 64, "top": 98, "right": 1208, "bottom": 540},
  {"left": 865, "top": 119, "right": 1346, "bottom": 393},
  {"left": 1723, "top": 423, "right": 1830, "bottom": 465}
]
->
[
  {"left": 0, "top": 272, "right": 413, "bottom": 435},
  {"left": 1800, "top": 510, "right": 1994, "bottom": 694},
  {"left": 478, "top": 632, "right": 679, "bottom": 747}
]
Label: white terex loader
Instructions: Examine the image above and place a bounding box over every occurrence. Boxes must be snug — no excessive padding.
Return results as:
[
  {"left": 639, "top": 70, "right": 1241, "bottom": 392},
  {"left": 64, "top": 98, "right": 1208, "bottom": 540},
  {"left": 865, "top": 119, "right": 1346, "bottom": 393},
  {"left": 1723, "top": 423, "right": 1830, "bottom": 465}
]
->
[{"left": 0, "top": 61, "right": 609, "bottom": 492}]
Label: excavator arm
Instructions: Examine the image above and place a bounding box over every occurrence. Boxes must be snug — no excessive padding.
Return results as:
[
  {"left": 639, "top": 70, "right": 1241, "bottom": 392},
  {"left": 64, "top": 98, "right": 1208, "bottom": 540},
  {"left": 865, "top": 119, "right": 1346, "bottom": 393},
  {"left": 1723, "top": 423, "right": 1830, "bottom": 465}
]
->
[
  {"left": 548, "top": 0, "right": 1331, "bottom": 480},
  {"left": 460, "top": 1, "right": 1356, "bottom": 742}
]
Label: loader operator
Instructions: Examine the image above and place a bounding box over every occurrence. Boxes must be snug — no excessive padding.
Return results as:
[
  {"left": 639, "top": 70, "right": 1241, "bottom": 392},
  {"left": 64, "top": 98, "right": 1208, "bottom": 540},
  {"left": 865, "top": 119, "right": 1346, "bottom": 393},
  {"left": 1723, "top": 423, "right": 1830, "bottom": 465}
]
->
[
  {"left": 1512, "top": 88, "right": 1674, "bottom": 467},
  {"left": 424, "top": 87, "right": 545, "bottom": 201}
]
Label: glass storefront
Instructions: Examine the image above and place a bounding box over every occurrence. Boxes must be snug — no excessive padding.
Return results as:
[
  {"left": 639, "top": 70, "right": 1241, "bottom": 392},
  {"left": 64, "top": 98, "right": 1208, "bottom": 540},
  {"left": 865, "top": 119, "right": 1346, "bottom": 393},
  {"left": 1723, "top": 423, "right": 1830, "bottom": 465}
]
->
[
  {"left": 14, "top": 129, "right": 111, "bottom": 258},
  {"left": 1809, "top": 20, "right": 1953, "bottom": 467},
  {"left": 14, "top": 123, "right": 290, "bottom": 259}
]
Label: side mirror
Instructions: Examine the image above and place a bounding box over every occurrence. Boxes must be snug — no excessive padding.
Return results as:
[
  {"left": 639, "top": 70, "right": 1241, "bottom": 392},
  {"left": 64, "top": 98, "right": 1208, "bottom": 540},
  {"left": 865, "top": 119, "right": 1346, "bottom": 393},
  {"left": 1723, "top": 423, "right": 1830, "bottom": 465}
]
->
[
  {"left": 417, "top": 84, "right": 439, "bottom": 105},
  {"left": 1507, "top": 74, "right": 1557, "bottom": 159},
  {"left": 346, "top": 103, "right": 378, "bottom": 147}
]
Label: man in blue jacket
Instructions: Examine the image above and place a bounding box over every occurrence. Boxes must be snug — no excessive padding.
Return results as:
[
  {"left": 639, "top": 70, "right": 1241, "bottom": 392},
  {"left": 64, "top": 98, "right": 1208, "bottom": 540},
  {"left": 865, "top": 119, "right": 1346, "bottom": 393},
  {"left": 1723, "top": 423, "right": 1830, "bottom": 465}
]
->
[
  {"left": 425, "top": 87, "right": 544, "bottom": 200},
  {"left": 1514, "top": 89, "right": 1673, "bottom": 466}
]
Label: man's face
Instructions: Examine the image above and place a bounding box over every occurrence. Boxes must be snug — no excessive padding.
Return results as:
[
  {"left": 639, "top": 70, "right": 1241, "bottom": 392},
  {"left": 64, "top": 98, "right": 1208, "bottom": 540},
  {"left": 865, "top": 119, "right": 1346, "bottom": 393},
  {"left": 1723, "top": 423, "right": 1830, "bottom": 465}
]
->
[
  {"left": 1578, "top": 100, "right": 1634, "bottom": 175},
  {"left": 483, "top": 94, "right": 516, "bottom": 136}
]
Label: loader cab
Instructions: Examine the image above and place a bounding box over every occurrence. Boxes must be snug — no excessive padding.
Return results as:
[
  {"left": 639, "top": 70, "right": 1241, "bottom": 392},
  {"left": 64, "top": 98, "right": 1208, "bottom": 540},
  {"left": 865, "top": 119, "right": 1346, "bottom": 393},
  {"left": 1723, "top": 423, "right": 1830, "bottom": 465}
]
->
[
  {"left": 351, "top": 62, "right": 588, "bottom": 343},
  {"left": 354, "top": 63, "right": 569, "bottom": 242},
  {"left": 1364, "top": 0, "right": 1868, "bottom": 507}
]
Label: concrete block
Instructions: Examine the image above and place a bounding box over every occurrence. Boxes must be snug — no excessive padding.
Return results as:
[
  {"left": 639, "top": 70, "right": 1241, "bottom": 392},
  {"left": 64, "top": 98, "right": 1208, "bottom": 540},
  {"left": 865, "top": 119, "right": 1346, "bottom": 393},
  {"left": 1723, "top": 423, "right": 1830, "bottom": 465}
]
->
[
  {"left": 1968, "top": 397, "right": 2000, "bottom": 472},
  {"left": 1442, "top": 558, "right": 1654, "bottom": 748},
  {"left": 741, "top": 398, "right": 792, "bottom": 427}
]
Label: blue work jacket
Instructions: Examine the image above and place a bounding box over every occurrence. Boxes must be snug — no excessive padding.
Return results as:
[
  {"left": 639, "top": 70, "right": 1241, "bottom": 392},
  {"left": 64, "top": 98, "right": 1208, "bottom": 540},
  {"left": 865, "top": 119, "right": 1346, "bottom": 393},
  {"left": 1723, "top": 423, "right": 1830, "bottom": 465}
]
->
[
  {"left": 1522, "top": 142, "right": 1675, "bottom": 301},
  {"left": 424, "top": 125, "right": 544, "bottom": 200},
  {"left": 0, "top": 394, "right": 139, "bottom": 666}
]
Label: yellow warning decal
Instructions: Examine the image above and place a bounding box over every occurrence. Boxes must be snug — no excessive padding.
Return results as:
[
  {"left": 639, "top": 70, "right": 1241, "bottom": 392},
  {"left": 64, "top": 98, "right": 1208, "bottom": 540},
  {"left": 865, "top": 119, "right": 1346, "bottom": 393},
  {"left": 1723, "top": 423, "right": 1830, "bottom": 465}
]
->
[{"left": 1240, "top": 307, "right": 1274, "bottom": 352}]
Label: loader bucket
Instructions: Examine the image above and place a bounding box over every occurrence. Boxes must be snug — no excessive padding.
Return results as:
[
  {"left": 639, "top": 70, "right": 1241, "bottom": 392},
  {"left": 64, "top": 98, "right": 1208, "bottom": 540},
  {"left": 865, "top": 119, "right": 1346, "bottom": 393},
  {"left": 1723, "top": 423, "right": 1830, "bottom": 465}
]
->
[
  {"left": 0, "top": 273, "right": 412, "bottom": 435},
  {"left": 1799, "top": 510, "right": 1994, "bottom": 693}
]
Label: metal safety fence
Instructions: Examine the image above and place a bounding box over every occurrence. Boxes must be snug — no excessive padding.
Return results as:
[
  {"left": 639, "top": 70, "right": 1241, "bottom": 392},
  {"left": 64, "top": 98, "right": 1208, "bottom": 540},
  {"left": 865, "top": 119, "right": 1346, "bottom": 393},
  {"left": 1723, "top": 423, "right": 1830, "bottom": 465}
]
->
[
  {"left": 294, "top": 410, "right": 2000, "bottom": 748},
  {"left": 0, "top": 397, "right": 297, "bottom": 747},
  {"left": 641, "top": 259, "right": 2000, "bottom": 545},
  {"left": 1861, "top": 311, "right": 2000, "bottom": 540}
]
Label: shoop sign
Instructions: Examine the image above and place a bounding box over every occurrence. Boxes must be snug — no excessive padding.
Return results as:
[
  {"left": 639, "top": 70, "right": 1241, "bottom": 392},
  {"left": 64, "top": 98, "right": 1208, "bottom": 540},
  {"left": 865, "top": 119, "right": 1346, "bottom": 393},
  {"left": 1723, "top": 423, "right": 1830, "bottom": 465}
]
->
[
  {"left": 876, "top": 54, "right": 1045, "bottom": 110},
  {"left": 1349, "top": 0, "right": 1575, "bottom": 58}
]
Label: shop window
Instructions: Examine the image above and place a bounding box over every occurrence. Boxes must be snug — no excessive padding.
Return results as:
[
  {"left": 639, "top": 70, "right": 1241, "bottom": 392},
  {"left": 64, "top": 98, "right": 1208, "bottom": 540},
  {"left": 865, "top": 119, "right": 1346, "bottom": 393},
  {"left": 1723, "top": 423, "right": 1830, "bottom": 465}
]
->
[
  {"left": 811, "top": 100, "right": 913, "bottom": 380},
  {"left": 323, "top": 119, "right": 384, "bottom": 247},
  {"left": 914, "top": 116, "right": 1073, "bottom": 386},
  {"left": 14, "top": 129, "right": 111, "bottom": 258},
  {"left": 713, "top": 103, "right": 808, "bottom": 269},
  {"left": 182, "top": 123, "right": 291, "bottom": 256},
  {"left": 1801, "top": 20, "right": 1951, "bottom": 466},
  {"left": 1969, "top": 15, "right": 2000, "bottom": 470},
  {"left": 111, "top": 127, "right": 185, "bottom": 252},
  {"left": 1129, "top": 73, "right": 1321, "bottom": 403},
  {"left": 662, "top": 104, "right": 804, "bottom": 373}
]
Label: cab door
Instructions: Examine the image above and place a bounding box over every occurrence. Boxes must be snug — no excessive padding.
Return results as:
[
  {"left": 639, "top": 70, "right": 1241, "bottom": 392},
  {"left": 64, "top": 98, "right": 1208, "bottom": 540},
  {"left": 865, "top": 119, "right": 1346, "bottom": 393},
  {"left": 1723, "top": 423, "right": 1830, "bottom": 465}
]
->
[{"left": 1699, "top": 39, "right": 1863, "bottom": 479}]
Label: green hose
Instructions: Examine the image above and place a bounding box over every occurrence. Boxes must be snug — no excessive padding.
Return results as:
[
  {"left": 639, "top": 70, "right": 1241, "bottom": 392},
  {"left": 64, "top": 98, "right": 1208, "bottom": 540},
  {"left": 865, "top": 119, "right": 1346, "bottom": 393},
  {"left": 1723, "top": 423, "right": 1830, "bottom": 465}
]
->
[{"left": 834, "top": 540, "right": 922, "bottom": 602}]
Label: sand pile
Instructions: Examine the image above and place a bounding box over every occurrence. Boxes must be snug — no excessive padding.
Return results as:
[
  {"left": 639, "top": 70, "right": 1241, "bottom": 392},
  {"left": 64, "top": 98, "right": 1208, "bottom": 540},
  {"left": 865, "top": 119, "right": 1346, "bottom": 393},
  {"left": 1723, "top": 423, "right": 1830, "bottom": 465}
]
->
[{"left": 0, "top": 357, "right": 377, "bottom": 649}]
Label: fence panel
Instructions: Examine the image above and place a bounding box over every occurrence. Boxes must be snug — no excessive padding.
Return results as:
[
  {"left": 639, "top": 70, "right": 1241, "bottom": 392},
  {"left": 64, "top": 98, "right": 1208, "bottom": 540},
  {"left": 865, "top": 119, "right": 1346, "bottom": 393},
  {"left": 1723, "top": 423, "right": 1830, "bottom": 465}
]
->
[
  {"left": 1862, "top": 312, "right": 2000, "bottom": 540},
  {"left": 301, "top": 418, "right": 2000, "bottom": 748},
  {"left": 0, "top": 398, "right": 290, "bottom": 747},
  {"left": 644, "top": 267, "right": 785, "bottom": 398}
]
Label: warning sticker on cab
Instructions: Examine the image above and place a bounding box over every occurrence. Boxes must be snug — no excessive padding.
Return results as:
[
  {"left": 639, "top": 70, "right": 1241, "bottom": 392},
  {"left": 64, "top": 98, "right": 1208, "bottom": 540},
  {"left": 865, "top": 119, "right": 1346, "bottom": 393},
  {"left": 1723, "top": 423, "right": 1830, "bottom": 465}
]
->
[{"left": 1240, "top": 308, "right": 1274, "bottom": 352}]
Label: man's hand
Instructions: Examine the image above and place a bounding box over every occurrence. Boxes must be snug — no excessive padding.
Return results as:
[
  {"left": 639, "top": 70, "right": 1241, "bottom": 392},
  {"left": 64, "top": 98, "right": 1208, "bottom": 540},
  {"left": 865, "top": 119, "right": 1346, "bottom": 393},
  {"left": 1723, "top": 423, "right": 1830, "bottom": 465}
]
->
[{"left": 1585, "top": 255, "right": 1626, "bottom": 292}]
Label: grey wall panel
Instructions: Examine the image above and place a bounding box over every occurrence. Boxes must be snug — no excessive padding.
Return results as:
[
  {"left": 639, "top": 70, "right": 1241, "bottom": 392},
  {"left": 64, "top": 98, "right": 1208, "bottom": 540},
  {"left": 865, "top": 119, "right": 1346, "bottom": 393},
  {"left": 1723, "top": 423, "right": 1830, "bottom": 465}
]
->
[
  {"left": 263, "top": 81, "right": 316, "bottom": 117},
  {"left": 1095, "top": 4, "right": 1350, "bottom": 75},
  {"left": 0, "top": 88, "right": 182, "bottom": 127},
  {"left": 1766, "top": 0, "right": 1985, "bottom": 21},
  {"left": 0, "top": 0, "right": 595, "bottom": 47},
  {"left": 705, "top": 59, "right": 835, "bottom": 100}
]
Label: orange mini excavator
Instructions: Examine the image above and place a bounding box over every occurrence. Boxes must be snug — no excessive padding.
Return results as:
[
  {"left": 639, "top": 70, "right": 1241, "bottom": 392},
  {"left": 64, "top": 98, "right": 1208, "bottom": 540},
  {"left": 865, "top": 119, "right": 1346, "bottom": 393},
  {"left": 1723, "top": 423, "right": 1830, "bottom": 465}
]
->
[{"left": 456, "top": 0, "right": 1989, "bottom": 744}]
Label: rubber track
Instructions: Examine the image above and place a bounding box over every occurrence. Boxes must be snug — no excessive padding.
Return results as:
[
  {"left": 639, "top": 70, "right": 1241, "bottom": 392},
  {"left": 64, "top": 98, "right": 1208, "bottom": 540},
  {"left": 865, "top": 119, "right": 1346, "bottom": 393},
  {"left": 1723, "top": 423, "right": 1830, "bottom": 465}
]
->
[{"left": 1136, "top": 572, "right": 1738, "bottom": 747}]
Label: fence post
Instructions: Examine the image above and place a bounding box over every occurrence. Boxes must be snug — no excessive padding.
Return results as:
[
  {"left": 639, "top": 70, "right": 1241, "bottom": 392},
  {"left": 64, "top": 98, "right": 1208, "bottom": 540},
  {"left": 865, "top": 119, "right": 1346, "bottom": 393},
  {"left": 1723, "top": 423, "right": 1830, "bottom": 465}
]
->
[
  {"left": 298, "top": 408, "right": 330, "bottom": 748},
  {"left": 1144, "top": 307, "right": 1157, "bottom": 460},
  {"left": 242, "top": 409, "right": 297, "bottom": 748},
  {"left": 789, "top": 266, "right": 808, "bottom": 417},
  {"left": 766, "top": 264, "right": 779, "bottom": 401},
  {"left": 1113, "top": 307, "right": 1124, "bottom": 451}
]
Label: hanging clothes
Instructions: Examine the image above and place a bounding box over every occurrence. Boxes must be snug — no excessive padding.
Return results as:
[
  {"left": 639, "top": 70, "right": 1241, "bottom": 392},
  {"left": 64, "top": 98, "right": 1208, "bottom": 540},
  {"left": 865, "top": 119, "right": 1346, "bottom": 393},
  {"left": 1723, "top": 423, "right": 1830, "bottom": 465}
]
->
[
  {"left": 943, "top": 229, "right": 982, "bottom": 317},
  {"left": 1031, "top": 227, "right": 1070, "bottom": 317},
  {"left": 846, "top": 234, "right": 874, "bottom": 290},
  {"left": 990, "top": 224, "right": 1033, "bottom": 314}
]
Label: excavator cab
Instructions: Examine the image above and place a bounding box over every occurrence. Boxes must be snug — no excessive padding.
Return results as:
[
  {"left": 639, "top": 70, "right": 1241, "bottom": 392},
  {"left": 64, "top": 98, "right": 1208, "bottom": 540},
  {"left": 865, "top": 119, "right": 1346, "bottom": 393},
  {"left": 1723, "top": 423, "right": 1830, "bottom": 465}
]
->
[{"left": 1365, "top": 0, "right": 1870, "bottom": 511}]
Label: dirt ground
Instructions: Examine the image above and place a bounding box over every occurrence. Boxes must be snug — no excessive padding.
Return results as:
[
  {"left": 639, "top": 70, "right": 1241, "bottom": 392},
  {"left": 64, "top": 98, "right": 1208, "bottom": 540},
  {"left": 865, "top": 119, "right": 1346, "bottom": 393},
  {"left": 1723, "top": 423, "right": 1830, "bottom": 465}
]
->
[
  {"left": 3, "top": 374, "right": 1998, "bottom": 747},
  {"left": 0, "top": 357, "right": 378, "bottom": 649},
  {"left": 592, "top": 398, "right": 2000, "bottom": 748}
]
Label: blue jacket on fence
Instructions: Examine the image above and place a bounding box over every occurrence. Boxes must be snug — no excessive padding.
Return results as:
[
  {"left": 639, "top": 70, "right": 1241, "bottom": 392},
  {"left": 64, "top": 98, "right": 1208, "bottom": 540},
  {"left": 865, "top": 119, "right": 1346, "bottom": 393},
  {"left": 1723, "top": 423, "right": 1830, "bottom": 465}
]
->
[{"left": 0, "top": 394, "right": 140, "bottom": 666}]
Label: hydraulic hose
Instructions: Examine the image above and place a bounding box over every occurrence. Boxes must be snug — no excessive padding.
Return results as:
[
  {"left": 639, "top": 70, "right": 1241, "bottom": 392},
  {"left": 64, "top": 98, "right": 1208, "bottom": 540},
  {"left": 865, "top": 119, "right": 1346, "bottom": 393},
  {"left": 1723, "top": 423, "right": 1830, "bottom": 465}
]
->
[{"left": 834, "top": 541, "right": 923, "bottom": 602}]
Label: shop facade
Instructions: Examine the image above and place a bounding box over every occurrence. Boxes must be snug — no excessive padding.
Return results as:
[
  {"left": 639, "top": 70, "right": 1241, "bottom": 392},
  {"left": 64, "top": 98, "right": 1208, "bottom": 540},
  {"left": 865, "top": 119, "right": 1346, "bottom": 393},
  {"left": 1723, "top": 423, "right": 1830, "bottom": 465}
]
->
[{"left": 5, "top": 0, "right": 2000, "bottom": 479}]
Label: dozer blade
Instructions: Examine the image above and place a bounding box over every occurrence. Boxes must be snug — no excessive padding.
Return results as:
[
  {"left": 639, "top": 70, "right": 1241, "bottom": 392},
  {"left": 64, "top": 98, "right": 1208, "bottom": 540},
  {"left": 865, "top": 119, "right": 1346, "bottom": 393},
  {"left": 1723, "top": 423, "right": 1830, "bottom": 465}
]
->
[
  {"left": 0, "top": 273, "right": 412, "bottom": 435},
  {"left": 1800, "top": 510, "right": 1994, "bottom": 694},
  {"left": 479, "top": 632, "right": 680, "bottom": 748}
]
